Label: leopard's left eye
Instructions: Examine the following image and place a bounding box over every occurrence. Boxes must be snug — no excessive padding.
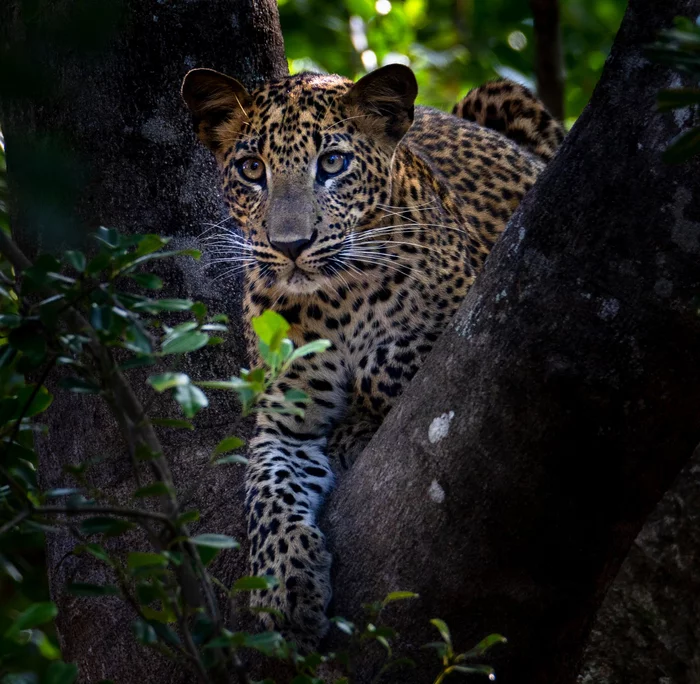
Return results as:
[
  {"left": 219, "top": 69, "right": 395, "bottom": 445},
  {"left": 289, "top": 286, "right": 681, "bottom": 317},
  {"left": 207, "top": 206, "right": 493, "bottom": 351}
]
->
[{"left": 317, "top": 152, "right": 350, "bottom": 181}]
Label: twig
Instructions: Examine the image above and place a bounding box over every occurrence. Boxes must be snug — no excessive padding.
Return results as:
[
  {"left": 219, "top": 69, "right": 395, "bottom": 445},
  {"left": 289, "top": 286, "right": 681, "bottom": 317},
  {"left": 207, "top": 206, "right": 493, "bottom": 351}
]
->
[
  {"left": 36, "top": 505, "right": 174, "bottom": 527},
  {"left": 0, "top": 510, "right": 29, "bottom": 536}
]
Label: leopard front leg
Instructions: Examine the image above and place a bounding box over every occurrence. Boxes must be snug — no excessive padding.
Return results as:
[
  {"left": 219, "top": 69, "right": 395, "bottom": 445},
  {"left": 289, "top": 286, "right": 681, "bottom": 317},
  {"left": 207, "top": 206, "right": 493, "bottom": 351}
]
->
[
  {"left": 246, "top": 432, "right": 333, "bottom": 646},
  {"left": 244, "top": 356, "right": 347, "bottom": 649}
]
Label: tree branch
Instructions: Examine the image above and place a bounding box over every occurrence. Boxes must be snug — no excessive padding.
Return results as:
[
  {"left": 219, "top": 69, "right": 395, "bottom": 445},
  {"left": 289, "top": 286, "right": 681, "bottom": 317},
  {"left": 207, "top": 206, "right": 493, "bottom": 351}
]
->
[{"left": 530, "top": 0, "right": 565, "bottom": 119}]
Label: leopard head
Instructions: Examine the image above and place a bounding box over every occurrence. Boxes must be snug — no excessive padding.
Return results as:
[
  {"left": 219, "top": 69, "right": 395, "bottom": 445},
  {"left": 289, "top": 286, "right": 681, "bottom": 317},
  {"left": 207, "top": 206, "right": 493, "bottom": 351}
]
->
[{"left": 182, "top": 65, "right": 417, "bottom": 294}]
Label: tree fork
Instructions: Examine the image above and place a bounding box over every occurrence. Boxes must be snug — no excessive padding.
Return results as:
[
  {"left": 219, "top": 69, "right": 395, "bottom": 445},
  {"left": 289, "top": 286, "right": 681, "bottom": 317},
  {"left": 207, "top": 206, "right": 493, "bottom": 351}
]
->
[{"left": 326, "top": 0, "right": 700, "bottom": 681}]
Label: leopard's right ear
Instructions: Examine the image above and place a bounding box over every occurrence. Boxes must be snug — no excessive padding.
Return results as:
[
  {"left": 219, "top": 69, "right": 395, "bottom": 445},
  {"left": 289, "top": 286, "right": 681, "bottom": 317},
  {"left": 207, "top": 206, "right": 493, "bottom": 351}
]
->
[{"left": 181, "top": 68, "right": 252, "bottom": 153}]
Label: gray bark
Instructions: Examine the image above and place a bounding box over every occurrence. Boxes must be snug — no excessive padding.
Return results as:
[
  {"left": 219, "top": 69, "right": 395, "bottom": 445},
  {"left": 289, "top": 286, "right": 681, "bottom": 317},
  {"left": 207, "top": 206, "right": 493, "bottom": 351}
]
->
[
  {"left": 325, "top": 0, "right": 700, "bottom": 682},
  {"left": 579, "top": 447, "right": 700, "bottom": 683},
  {"left": 0, "top": 1, "right": 285, "bottom": 682}
]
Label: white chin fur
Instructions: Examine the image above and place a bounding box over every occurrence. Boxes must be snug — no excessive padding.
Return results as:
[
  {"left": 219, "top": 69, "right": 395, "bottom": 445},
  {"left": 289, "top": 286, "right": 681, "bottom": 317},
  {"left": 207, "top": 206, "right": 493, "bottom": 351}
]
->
[{"left": 284, "top": 270, "right": 322, "bottom": 295}]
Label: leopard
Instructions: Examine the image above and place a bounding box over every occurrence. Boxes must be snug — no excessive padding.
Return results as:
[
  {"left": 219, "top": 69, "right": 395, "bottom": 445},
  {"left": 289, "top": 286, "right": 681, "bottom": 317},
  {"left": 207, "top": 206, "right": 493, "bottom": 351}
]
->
[{"left": 181, "top": 64, "right": 565, "bottom": 649}]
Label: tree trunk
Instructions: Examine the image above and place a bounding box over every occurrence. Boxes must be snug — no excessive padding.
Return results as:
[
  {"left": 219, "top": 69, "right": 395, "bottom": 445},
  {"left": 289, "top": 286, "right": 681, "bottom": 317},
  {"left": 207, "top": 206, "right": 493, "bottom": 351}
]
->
[
  {"left": 530, "top": 0, "right": 565, "bottom": 120},
  {"left": 0, "top": 2, "right": 285, "bottom": 682},
  {"left": 579, "top": 446, "right": 700, "bottom": 684},
  {"left": 325, "top": 1, "right": 700, "bottom": 683}
]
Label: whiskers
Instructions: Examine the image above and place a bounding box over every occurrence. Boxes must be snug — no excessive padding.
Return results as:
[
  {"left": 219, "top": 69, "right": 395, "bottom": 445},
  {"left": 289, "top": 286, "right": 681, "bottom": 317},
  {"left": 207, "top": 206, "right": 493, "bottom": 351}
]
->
[
  {"left": 199, "top": 223, "right": 258, "bottom": 282},
  {"left": 330, "top": 232, "right": 431, "bottom": 287}
]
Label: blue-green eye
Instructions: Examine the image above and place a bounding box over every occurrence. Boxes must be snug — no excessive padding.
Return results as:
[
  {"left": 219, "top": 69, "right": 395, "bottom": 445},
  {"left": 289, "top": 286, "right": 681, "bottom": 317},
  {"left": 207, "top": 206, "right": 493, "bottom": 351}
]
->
[{"left": 317, "top": 152, "right": 350, "bottom": 181}]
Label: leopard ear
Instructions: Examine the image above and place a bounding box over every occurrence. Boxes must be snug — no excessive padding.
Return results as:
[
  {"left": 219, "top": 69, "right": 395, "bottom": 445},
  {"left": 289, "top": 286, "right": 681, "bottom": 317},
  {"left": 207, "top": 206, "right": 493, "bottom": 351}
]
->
[
  {"left": 342, "top": 64, "right": 418, "bottom": 142},
  {"left": 181, "top": 68, "right": 252, "bottom": 153}
]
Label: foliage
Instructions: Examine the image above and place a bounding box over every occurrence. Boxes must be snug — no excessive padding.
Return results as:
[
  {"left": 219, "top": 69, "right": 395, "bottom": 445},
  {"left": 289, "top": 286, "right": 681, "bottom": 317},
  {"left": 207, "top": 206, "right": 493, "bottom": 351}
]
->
[
  {"left": 278, "top": 0, "right": 626, "bottom": 124},
  {"left": 647, "top": 15, "right": 700, "bottom": 163},
  {"left": 0, "top": 199, "right": 504, "bottom": 681}
]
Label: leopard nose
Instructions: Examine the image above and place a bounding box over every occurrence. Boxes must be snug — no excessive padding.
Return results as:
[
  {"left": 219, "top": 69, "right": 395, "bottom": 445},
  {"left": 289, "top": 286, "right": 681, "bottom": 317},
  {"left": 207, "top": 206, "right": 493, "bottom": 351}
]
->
[{"left": 270, "top": 230, "right": 317, "bottom": 262}]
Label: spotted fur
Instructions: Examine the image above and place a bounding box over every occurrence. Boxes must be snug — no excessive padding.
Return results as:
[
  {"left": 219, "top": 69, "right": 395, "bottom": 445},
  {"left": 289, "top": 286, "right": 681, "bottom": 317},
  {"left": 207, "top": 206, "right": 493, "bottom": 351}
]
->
[
  {"left": 453, "top": 79, "right": 565, "bottom": 162},
  {"left": 182, "top": 65, "right": 563, "bottom": 649}
]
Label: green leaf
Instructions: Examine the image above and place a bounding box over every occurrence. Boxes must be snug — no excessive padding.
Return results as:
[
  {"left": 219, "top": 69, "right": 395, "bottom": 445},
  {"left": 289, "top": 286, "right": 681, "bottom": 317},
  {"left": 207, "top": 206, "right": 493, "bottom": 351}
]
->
[
  {"left": 213, "top": 454, "right": 248, "bottom": 466},
  {"left": 0, "top": 554, "right": 23, "bottom": 581},
  {"left": 252, "top": 310, "right": 290, "bottom": 350},
  {"left": 161, "top": 331, "right": 208, "bottom": 355},
  {"left": 86, "top": 252, "right": 111, "bottom": 275},
  {"left": 174, "top": 383, "right": 208, "bottom": 418},
  {"left": 64, "top": 250, "right": 86, "bottom": 273},
  {"left": 134, "top": 482, "right": 174, "bottom": 498},
  {"left": 383, "top": 591, "right": 419, "bottom": 604},
  {"left": 213, "top": 436, "right": 245, "bottom": 456},
  {"left": 124, "top": 325, "right": 153, "bottom": 355},
  {"left": 232, "top": 576, "right": 279, "bottom": 592},
  {"left": 45, "top": 488, "right": 81, "bottom": 497},
  {"left": 241, "top": 631, "right": 286, "bottom": 657},
  {"left": 284, "top": 389, "right": 309, "bottom": 403},
  {"left": 172, "top": 321, "right": 199, "bottom": 334},
  {"left": 67, "top": 582, "right": 120, "bottom": 597},
  {"left": 118, "top": 355, "right": 156, "bottom": 370},
  {"left": 134, "top": 298, "right": 194, "bottom": 313},
  {"left": 191, "top": 302, "right": 207, "bottom": 319},
  {"left": 430, "top": 618, "right": 452, "bottom": 646},
  {"left": 90, "top": 304, "right": 113, "bottom": 332},
  {"left": 134, "top": 234, "right": 169, "bottom": 257},
  {"left": 33, "top": 629, "right": 61, "bottom": 660},
  {"left": 422, "top": 641, "right": 449, "bottom": 657},
  {"left": 133, "top": 619, "right": 157, "bottom": 645},
  {"left": 13, "top": 384, "right": 53, "bottom": 418},
  {"left": 288, "top": 339, "right": 332, "bottom": 362},
  {"left": 657, "top": 87, "right": 700, "bottom": 111},
  {"left": 57, "top": 377, "right": 101, "bottom": 394},
  {"left": 5, "top": 602, "right": 57, "bottom": 638},
  {"left": 80, "top": 517, "right": 134, "bottom": 537},
  {"left": 135, "top": 443, "right": 162, "bottom": 461},
  {"left": 94, "top": 227, "right": 121, "bottom": 248},
  {"left": 151, "top": 417, "right": 194, "bottom": 430},
  {"left": 331, "top": 616, "right": 355, "bottom": 635},
  {"left": 175, "top": 510, "right": 200, "bottom": 525},
  {"left": 190, "top": 534, "right": 239, "bottom": 549},
  {"left": 663, "top": 126, "right": 700, "bottom": 163},
  {"left": 46, "top": 661, "right": 79, "bottom": 684},
  {"left": 452, "top": 664, "right": 496, "bottom": 676},
  {"left": 136, "top": 583, "right": 163, "bottom": 605},
  {"left": 461, "top": 633, "right": 508, "bottom": 659},
  {"left": 127, "top": 552, "right": 169, "bottom": 570},
  {"left": 196, "top": 545, "right": 220, "bottom": 567},
  {"left": 129, "top": 273, "right": 163, "bottom": 290},
  {"left": 148, "top": 372, "right": 189, "bottom": 392},
  {"left": 81, "top": 543, "right": 112, "bottom": 565},
  {"left": 197, "top": 378, "right": 249, "bottom": 390},
  {"left": 0, "top": 314, "right": 22, "bottom": 328}
]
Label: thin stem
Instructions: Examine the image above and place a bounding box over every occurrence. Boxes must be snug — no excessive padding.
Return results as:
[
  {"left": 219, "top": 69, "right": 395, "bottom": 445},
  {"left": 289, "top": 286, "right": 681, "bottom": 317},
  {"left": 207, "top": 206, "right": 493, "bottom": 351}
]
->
[
  {"left": 36, "top": 505, "right": 174, "bottom": 527},
  {"left": 0, "top": 510, "right": 29, "bottom": 536}
]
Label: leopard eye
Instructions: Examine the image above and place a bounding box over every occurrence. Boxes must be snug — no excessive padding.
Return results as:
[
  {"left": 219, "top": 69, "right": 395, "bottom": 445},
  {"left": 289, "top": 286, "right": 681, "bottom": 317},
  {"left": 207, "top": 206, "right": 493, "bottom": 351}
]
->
[
  {"left": 237, "top": 157, "right": 265, "bottom": 183},
  {"left": 317, "top": 152, "right": 349, "bottom": 181}
]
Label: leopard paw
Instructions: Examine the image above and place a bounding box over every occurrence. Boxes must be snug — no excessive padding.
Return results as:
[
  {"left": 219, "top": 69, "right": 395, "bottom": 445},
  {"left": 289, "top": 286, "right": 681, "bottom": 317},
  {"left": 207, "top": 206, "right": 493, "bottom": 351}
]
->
[{"left": 250, "top": 523, "right": 332, "bottom": 651}]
